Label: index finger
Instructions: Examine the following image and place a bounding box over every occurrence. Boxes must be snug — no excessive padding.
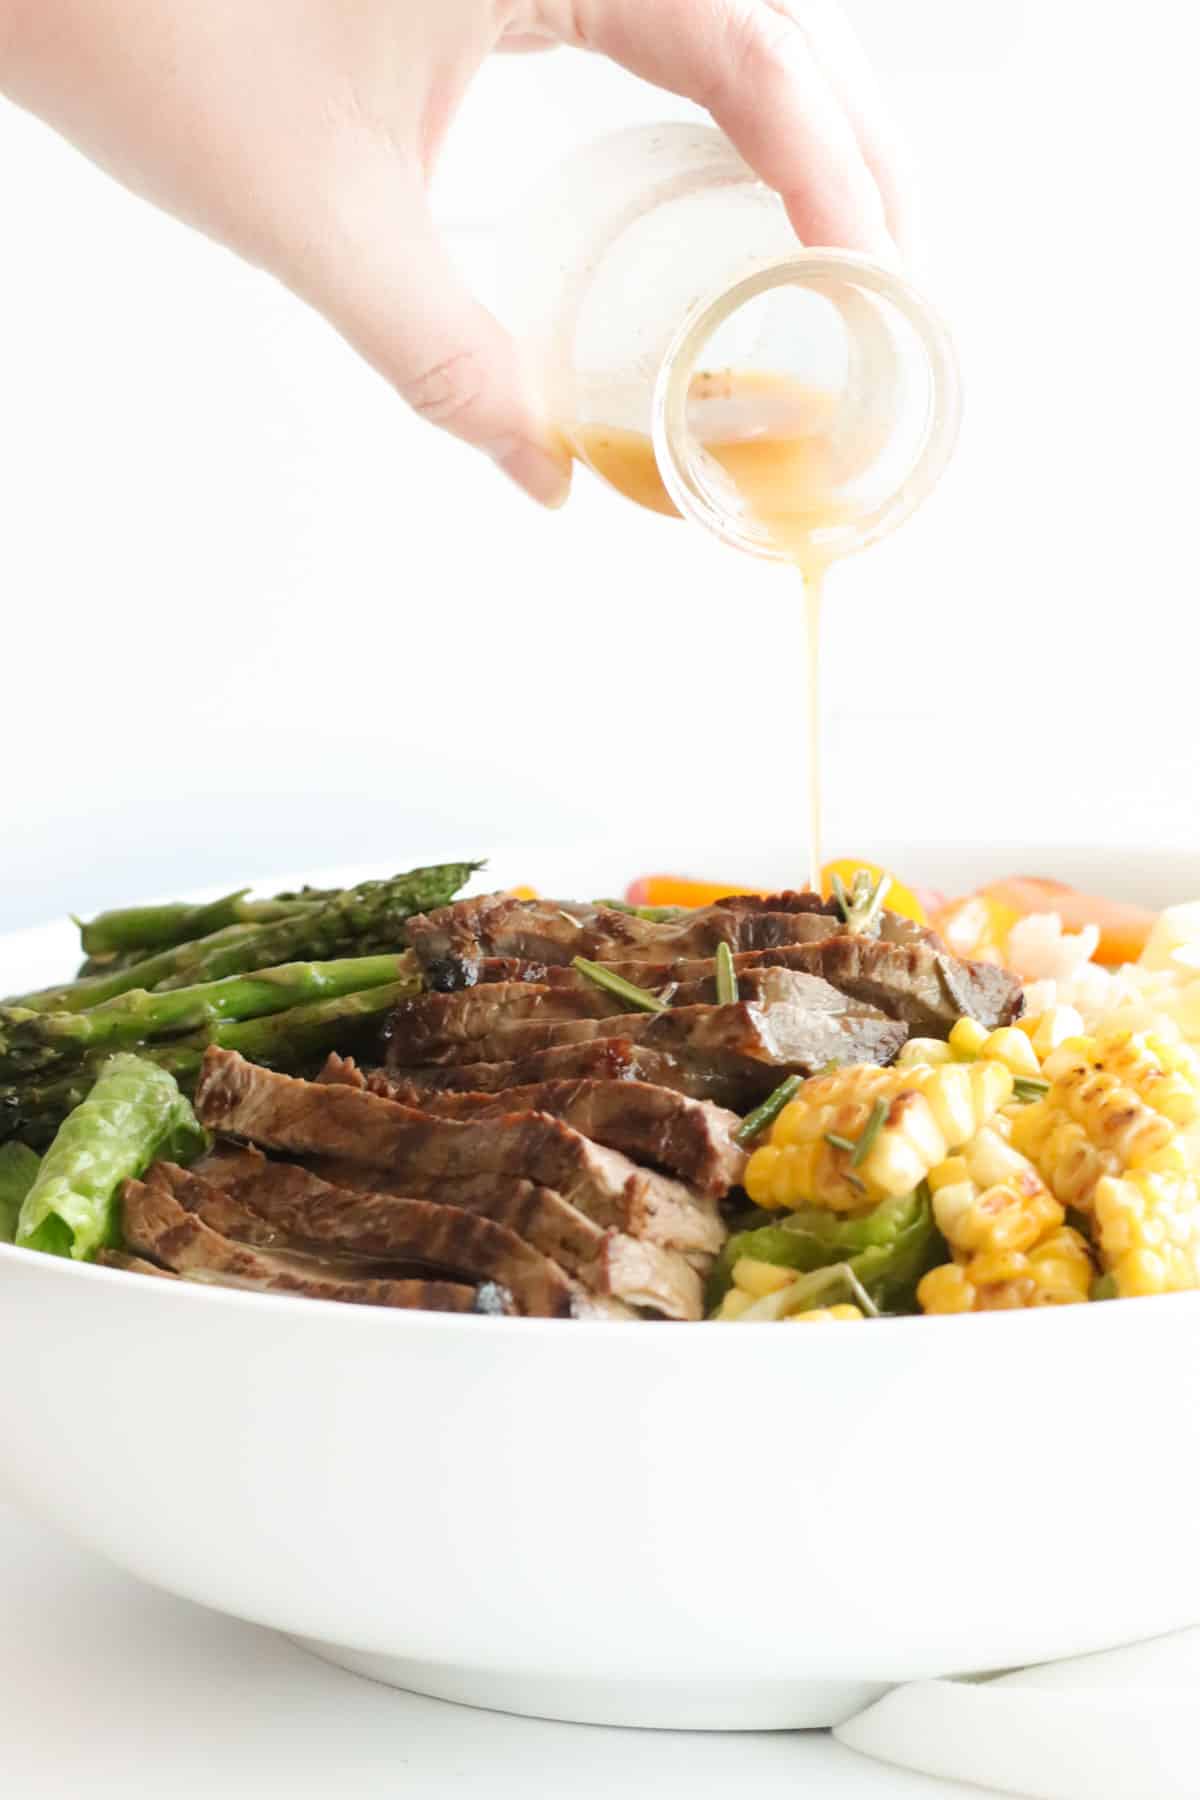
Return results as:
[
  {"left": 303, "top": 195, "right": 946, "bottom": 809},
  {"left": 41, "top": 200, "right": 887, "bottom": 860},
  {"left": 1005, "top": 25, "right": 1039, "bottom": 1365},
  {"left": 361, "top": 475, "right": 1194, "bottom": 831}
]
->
[{"left": 536, "top": 0, "right": 894, "bottom": 255}]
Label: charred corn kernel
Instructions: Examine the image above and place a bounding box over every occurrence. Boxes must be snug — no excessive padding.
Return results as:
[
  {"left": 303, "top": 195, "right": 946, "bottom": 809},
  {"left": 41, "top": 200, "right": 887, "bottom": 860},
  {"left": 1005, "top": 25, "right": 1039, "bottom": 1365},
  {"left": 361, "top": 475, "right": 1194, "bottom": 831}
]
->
[
  {"left": 1011, "top": 1104, "right": 1120, "bottom": 1210},
  {"left": 980, "top": 1027, "right": 1042, "bottom": 1079},
  {"left": 949, "top": 1018, "right": 990, "bottom": 1060},
  {"left": 715, "top": 1287, "right": 758, "bottom": 1320},
  {"left": 1083, "top": 1030, "right": 1200, "bottom": 1128},
  {"left": 919, "top": 1226, "right": 1092, "bottom": 1313},
  {"left": 897, "top": 1038, "right": 955, "bottom": 1067},
  {"left": 1043, "top": 1060, "right": 1177, "bottom": 1167},
  {"left": 929, "top": 1127, "right": 1063, "bottom": 1257},
  {"left": 731, "top": 1256, "right": 798, "bottom": 1299},
  {"left": 785, "top": 1305, "right": 864, "bottom": 1322},
  {"left": 1011, "top": 1023, "right": 1199, "bottom": 1214},
  {"left": 746, "top": 1060, "right": 1013, "bottom": 1213},
  {"left": 1093, "top": 1171, "right": 1200, "bottom": 1296},
  {"left": 1021, "top": 1005, "right": 1086, "bottom": 1059}
]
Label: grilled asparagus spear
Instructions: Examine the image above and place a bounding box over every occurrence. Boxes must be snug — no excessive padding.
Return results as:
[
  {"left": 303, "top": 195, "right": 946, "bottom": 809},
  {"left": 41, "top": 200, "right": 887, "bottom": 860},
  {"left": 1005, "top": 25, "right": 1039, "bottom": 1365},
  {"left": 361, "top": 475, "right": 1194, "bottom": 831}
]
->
[
  {"left": 10, "top": 862, "right": 480, "bottom": 1013},
  {"left": 77, "top": 889, "right": 320, "bottom": 957},
  {"left": 0, "top": 954, "right": 407, "bottom": 1079},
  {"left": 0, "top": 978, "right": 416, "bottom": 1148}
]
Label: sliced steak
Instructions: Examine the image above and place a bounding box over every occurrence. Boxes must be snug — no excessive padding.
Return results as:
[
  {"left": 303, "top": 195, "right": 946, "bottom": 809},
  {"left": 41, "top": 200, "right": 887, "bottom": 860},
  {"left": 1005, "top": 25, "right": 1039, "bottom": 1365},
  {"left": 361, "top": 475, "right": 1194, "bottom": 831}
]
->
[
  {"left": 409, "top": 890, "right": 845, "bottom": 987},
  {"left": 384, "top": 967, "right": 888, "bottom": 1067},
  {"left": 194, "top": 1049, "right": 723, "bottom": 1253},
  {"left": 388, "top": 1037, "right": 742, "bottom": 1105},
  {"left": 147, "top": 1160, "right": 603, "bottom": 1320},
  {"left": 383, "top": 981, "right": 620, "bottom": 1063},
  {"left": 121, "top": 1177, "right": 498, "bottom": 1312},
  {"left": 458, "top": 935, "right": 1016, "bottom": 1035},
  {"left": 389, "top": 997, "right": 906, "bottom": 1095},
  {"left": 682, "top": 937, "right": 1022, "bottom": 1034},
  {"left": 199, "top": 1139, "right": 699, "bottom": 1319},
  {"left": 295, "top": 1158, "right": 703, "bottom": 1320},
  {"left": 367, "top": 1074, "right": 745, "bottom": 1198}
]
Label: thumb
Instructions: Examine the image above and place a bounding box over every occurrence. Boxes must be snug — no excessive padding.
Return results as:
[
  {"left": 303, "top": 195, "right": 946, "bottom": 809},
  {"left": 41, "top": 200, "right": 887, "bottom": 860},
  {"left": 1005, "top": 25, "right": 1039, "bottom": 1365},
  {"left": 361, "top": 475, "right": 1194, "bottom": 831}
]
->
[{"left": 292, "top": 162, "right": 572, "bottom": 508}]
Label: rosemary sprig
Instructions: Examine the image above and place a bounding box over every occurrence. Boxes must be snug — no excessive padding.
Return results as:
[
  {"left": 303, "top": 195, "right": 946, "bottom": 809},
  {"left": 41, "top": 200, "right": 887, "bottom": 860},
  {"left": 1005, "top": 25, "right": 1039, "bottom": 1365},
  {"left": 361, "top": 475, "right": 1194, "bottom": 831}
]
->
[
  {"left": 832, "top": 868, "right": 892, "bottom": 936},
  {"left": 714, "top": 942, "right": 739, "bottom": 1006},
  {"left": 852, "top": 1097, "right": 890, "bottom": 1167},
  {"left": 1012, "top": 1077, "right": 1050, "bottom": 1103},
  {"left": 735, "top": 1074, "right": 803, "bottom": 1147},
  {"left": 571, "top": 956, "right": 668, "bottom": 1014}
]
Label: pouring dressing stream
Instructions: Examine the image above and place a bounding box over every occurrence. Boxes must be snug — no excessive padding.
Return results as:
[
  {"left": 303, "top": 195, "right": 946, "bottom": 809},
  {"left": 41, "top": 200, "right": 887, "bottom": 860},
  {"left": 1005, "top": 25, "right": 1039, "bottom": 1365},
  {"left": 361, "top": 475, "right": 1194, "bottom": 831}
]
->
[{"left": 576, "top": 367, "right": 874, "bottom": 891}]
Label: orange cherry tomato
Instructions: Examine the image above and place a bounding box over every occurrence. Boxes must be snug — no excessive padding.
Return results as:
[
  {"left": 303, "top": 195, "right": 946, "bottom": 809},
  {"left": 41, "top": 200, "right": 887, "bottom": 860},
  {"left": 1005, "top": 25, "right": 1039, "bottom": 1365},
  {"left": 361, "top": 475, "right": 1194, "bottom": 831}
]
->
[
  {"left": 624, "top": 875, "right": 772, "bottom": 909},
  {"left": 506, "top": 885, "right": 539, "bottom": 900}
]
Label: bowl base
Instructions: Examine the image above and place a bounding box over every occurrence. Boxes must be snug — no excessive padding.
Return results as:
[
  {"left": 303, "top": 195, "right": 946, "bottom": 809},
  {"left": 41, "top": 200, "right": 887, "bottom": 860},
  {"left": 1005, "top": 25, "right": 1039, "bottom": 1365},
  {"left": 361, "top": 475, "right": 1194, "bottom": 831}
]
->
[{"left": 289, "top": 1637, "right": 889, "bottom": 1730}]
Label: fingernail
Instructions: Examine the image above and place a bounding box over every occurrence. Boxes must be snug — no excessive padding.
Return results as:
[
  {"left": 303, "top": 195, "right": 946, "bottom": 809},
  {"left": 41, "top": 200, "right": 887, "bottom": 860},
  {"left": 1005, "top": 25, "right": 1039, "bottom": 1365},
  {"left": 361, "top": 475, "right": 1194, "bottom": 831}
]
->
[{"left": 486, "top": 435, "right": 573, "bottom": 509}]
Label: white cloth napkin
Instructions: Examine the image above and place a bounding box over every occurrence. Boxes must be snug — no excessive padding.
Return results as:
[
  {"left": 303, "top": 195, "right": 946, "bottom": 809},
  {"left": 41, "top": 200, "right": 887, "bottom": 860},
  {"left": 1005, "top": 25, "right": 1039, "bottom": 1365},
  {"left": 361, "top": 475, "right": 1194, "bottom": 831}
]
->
[{"left": 834, "top": 1629, "right": 1200, "bottom": 1799}]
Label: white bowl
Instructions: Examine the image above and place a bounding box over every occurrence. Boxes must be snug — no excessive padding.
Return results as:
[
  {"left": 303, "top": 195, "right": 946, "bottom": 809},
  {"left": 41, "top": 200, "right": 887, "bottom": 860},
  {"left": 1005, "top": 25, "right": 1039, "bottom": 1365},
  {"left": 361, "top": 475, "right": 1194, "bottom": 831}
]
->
[{"left": 3, "top": 842, "right": 1200, "bottom": 1731}]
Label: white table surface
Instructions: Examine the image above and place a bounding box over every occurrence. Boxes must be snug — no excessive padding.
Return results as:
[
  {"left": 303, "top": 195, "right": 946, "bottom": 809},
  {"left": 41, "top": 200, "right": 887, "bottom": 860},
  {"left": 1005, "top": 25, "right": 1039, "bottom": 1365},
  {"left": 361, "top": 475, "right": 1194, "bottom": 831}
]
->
[{"left": 0, "top": 1501, "right": 1003, "bottom": 1799}]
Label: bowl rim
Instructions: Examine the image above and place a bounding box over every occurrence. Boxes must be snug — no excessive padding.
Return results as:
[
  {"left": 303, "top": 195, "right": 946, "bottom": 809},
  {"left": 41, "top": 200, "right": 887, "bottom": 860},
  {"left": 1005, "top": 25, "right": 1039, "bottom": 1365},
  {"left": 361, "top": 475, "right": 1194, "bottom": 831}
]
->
[{"left": 2, "top": 1233, "right": 1195, "bottom": 1338}]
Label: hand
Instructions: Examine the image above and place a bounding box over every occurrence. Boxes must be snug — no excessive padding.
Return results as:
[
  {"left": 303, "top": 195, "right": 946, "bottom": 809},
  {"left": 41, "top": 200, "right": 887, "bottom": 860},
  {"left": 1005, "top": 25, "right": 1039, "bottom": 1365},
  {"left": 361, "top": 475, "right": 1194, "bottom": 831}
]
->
[{"left": 2, "top": 0, "right": 908, "bottom": 506}]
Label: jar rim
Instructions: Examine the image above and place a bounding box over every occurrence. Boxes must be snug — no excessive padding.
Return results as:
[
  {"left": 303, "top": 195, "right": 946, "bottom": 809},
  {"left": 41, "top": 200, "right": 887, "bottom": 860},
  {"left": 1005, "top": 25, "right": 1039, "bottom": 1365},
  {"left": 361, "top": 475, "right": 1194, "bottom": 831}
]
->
[{"left": 650, "top": 250, "right": 962, "bottom": 564}]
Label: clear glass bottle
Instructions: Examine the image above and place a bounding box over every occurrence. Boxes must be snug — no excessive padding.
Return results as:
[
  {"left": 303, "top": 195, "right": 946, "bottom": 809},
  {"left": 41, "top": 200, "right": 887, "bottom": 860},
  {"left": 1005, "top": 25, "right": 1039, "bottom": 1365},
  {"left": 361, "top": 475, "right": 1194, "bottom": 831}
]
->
[{"left": 509, "top": 122, "right": 961, "bottom": 564}]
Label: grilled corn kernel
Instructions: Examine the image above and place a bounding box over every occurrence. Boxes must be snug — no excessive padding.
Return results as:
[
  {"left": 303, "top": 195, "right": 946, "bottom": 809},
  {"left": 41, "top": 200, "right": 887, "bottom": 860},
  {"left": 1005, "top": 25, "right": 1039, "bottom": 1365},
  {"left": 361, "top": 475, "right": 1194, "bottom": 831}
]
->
[
  {"left": 785, "top": 1305, "right": 864, "bottom": 1322},
  {"left": 918, "top": 1226, "right": 1092, "bottom": 1313},
  {"left": 745, "top": 1060, "right": 1013, "bottom": 1213},
  {"left": 897, "top": 1038, "right": 955, "bottom": 1067},
  {"left": 1093, "top": 1171, "right": 1200, "bottom": 1296},
  {"left": 929, "top": 1127, "right": 1063, "bottom": 1257},
  {"left": 1021, "top": 1005, "right": 1086, "bottom": 1059},
  {"left": 927, "top": 1155, "right": 969, "bottom": 1194},
  {"left": 1011, "top": 1026, "right": 1195, "bottom": 1214},
  {"left": 949, "top": 1018, "right": 990, "bottom": 1059},
  {"left": 1086, "top": 1030, "right": 1200, "bottom": 1128},
  {"left": 731, "top": 1256, "right": 797, "bottom": 1299},
  {"left": 980, "top": 1027, "right": 1042, "bottom": 1079}
]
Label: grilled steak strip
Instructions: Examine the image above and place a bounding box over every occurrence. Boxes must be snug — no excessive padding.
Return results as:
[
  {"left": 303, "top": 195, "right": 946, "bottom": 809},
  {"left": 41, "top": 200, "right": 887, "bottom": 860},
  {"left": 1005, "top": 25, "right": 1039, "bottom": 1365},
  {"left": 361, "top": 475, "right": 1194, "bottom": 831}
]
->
[
  {"left": 410, "top": 890, "right": 848, "bottom": 987},
  {"left": 387, "top": 996, "right": 906, "bottom": 1090},
  {"left": 363, "top": 1073, "right": 745, "bottom": 1198},
  {"left": 383, "top": 968, "right": 872, "bottom": 1064},
  {"left": 291, "top": 1157, "right": 703, "bottom": 1320},
  {"left": 457, "top": 938, "right": 1019, "bottom": 1035},
  {"left": 386, "top": 1038, "right": 739, "bottom": 1104},
  {"left": 194, "top": 1049, "right": 724, "bottom": 1253},
  {"left": 146, "top": 1160, "right": 604, "bottom": 1319},
  {"left": 121, "top": 1177, "right": 497, "bottom": 1312},
  {"left": 197, "top": 1140, "right": 699, "bottom": 1319}
]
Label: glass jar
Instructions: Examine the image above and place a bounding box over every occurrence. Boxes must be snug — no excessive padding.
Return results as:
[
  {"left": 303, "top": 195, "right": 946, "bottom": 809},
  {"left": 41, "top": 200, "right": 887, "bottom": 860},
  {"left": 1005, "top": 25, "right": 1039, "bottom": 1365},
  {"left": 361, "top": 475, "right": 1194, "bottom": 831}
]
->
[{"left": 508, "top": 122, "right": 961, "bottom": 564}]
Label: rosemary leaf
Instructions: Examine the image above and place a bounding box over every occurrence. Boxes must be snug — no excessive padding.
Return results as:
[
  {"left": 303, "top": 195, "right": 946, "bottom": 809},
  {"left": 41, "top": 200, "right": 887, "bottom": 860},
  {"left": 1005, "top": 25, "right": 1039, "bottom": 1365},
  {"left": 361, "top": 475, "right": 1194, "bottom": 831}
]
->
[
  {"left": 714, "top": 942, "right": 739, "bottom": 1006},
  {"left": 735, "top": 1075, "right": 803, "bottom": 1147},
  {"left": 571, "top": 956, "right": 668, "bottom": 1014},
  {"left": 824, "top": 1132, "right": 858, "bottom": 1153},
  {"left": 852, "top": 1097, "right": 890, "bottom": 1167}
]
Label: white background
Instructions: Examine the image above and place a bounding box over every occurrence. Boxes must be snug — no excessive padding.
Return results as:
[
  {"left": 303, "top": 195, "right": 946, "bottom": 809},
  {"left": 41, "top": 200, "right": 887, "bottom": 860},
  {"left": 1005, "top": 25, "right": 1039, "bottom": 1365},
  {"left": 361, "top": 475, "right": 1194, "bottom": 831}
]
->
[{"left": 1, "top": 0, "right": 1197, "bottom": 933}]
